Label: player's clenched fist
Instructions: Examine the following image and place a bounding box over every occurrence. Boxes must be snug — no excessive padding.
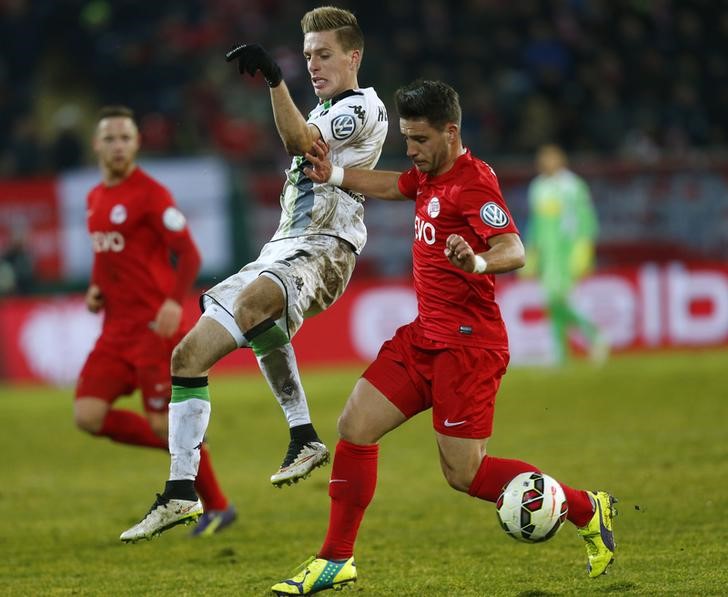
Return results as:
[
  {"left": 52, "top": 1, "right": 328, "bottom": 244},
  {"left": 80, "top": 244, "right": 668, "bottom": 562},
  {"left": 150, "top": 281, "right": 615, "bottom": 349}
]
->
[
  {"left": 150, "top": 298, "right": 183, "bottom": 338},
  {"left": 225, "top": 43, "right": 283, "bottom": 87},
  {"left": 304, "top": 139, "right": 332, "bottom": 183},
  {"left": 85, "top": 284, "right": 104, "bottom": 313},
  {"left": 444, "top": 234, "right": 477, "bottom": 273}
]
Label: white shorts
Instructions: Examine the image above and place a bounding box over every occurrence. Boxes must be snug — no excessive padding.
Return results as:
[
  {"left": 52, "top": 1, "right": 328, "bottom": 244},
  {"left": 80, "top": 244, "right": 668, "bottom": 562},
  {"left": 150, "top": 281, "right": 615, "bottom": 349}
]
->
[{"left": 201, "top": 235, "right": 356, "bottom": 346}]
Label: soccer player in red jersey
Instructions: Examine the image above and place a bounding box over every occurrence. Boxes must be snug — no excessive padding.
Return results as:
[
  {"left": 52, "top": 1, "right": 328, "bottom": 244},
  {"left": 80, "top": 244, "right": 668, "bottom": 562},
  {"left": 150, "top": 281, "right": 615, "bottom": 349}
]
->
[
  {"left": 74, "top": 106, "right": 235, "bottom": 537},
  {"left": 271, "top": 81, "right": 617, "bottom": 595}
]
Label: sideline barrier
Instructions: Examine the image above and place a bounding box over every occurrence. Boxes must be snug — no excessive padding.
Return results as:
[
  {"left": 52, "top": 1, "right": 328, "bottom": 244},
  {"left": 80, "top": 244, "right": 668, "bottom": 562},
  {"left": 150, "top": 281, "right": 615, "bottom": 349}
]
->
[{"left": 1, "top": 262, "right": 726, "bottom": 385}]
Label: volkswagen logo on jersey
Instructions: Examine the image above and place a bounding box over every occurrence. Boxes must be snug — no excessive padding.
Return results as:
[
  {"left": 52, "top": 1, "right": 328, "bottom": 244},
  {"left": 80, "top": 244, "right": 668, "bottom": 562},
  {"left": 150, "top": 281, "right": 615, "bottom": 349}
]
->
[
  {"left": 427, "top": 197, "right": 441, "bottom": 218},
  {"left": 480, "top": 202, "right": 509, "bottom": 228},
  {"left": 331, "top": 114, "right": 356, "bottom": 140},
  {"left": 110, "top": 204, "right": 127, "bottom": 224}
]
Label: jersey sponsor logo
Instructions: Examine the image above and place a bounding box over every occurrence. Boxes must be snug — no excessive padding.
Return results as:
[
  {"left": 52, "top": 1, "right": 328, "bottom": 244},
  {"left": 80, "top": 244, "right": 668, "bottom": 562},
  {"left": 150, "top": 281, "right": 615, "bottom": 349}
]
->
[
  {"left": 331, "top": 114, "right": 356, "bottom": 140},
  {"left": 414, "top": 215, "right": 436, "bottom": 245},
  {"left": 427, "top": 197, "right": 441, "bottom": 218},
  {"left": 162, "top": 206, "right": 186, "bottom": 231},
  {"left": 480, "top": 202, "right": 509, "bottom": 228},
  {"left": 91, "top": 231, "right": 125, "bottom": 253},
  {"left": 110, "top": 204, "right": 127, "bottom": 224}
]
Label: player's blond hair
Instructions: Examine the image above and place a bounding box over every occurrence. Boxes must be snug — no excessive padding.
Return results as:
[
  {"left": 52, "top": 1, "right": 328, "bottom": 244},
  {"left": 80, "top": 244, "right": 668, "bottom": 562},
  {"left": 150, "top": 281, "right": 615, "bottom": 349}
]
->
[
  {"left": 98, "top": 105, "right": 135, "bottom": 122},
  {"left": 301, "top": 6, "right": 364, "bottom": 54}
]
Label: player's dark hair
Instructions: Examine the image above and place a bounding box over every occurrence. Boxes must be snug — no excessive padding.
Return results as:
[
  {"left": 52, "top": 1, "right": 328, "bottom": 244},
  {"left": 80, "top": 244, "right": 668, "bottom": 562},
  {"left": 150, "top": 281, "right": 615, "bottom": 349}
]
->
[
  {"left": 301, "top": 6, "right": 364, "bottom": 54},
  {"left": 395, "top": 80, "right": 462, "bottom": 130},
  {"left": 98, "top": 105, "right": 135, "bottom": 122}
]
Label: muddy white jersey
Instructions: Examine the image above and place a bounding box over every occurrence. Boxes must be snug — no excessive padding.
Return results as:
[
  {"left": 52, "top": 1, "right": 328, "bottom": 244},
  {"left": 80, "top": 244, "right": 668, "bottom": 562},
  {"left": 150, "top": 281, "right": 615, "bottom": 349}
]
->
[{"left": 271, "top": 87, "right": 388, "bottom": 253}]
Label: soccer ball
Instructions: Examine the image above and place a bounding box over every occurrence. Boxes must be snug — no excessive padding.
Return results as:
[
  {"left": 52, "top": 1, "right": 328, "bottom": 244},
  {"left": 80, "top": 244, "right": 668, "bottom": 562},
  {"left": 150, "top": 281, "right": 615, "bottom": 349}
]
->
[{"left": 496, "top": 472, "right": 568, "bottom": 543}]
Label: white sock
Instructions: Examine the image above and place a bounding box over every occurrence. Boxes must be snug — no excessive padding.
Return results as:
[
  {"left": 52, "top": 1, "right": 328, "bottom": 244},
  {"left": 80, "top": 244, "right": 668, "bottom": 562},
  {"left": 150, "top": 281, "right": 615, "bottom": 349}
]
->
[
  {"left": 168, "top": 398, "right": 210, "bottom": 480},
  {"left": 257, "top": 344, "right": 311, "bottom": 427}
]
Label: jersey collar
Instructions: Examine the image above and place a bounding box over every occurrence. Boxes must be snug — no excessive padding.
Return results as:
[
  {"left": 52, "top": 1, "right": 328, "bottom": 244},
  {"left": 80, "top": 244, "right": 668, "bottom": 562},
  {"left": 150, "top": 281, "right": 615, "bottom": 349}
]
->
[
  {"left": 322, "top": 89, "right": 362, "bottom": 106},
  {"left": 427, "top": 148, "right": 472, "bottom": 181}
]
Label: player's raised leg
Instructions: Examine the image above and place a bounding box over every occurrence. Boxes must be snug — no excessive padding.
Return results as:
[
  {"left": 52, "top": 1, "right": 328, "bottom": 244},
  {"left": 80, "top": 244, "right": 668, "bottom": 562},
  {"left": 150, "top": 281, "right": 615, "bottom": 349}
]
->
[
  {"left": 465, "top": 450, "right": 616, "bottom": 576},
  {"left": 120, "top": 317, "right": 235, "bottom": 542},
  {"left": 233, "top": 274, "right": 329, "bottom": 487}
]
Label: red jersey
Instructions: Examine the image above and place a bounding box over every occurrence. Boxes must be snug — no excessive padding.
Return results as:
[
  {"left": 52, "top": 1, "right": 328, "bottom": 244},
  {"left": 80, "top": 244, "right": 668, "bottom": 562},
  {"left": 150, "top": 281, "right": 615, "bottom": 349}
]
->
[
  {"left": 86, "top": 167, "right": 200, "bottom": 334},
  {"left": 397, "top": 150, "right": 519, "bottom": 349}
]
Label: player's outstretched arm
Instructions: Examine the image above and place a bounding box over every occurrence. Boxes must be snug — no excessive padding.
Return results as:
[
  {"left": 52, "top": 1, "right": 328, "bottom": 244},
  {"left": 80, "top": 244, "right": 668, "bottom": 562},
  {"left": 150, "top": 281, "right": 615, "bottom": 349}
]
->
[
  {"left": 304, "top": 139, "right": 405, "bottom": 201},
  {"left": 225, "top": 43, "right": 317, "bottom": 156},
  {"left": 445, "top": 233, "right": 525, "bottom": 274}
]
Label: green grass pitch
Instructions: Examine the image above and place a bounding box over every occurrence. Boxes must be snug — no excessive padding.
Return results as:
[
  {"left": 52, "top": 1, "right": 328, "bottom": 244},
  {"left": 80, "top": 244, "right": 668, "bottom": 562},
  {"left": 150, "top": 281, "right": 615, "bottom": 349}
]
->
[{"left": 2, "top": 350, "right": 727, "bottom": 595}]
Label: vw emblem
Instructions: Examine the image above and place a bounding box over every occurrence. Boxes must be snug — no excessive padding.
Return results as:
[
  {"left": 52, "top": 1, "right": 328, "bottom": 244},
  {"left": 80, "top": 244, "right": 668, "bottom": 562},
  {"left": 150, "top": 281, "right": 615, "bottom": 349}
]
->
[{"left": 480, "top": 202, "right": 509, "bottom": 228}]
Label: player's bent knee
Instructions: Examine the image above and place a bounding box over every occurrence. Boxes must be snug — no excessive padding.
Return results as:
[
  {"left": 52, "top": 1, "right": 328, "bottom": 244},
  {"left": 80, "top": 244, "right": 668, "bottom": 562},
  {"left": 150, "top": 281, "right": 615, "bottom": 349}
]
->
[
  {"left": 73, "top": 408, "right": 105, "bottom": 435},
  {"left": 147, "top": 414, "right": 168, "bottom": 440},
  {"left": 442, "top": 468, "right": 474, "bottom": 493},
  {"left": 233, "top": 279, "right": 284, "bottom": 332},
  {"left": 336, "top": 411, "right": 370, "bottom": 444},
  {"left": 171, "top": 337, "right": 198, "bottom": 375}
]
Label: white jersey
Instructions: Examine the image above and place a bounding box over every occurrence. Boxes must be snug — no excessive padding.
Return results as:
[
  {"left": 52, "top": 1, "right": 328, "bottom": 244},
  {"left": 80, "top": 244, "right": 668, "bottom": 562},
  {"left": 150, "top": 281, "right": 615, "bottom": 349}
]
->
[{"left": 271, "top": 87, "right": 388, "bottom": 253}]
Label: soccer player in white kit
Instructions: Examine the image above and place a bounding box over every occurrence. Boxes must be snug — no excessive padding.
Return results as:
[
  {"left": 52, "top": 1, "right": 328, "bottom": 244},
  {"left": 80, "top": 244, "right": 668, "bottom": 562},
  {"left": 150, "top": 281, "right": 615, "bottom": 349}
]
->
[{"left": 120, "top": 6, "right": 388, "bottom": 543}]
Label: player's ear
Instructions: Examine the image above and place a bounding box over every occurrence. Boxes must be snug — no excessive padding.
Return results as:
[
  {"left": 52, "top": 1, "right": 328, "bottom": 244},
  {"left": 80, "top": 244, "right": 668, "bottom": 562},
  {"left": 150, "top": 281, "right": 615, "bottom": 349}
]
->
[
  {"left": 447, "top": 123, "right": 458, "bottom": 143},
  {"left": 350, "top": 49, "right": 361, "bottom": 71}
]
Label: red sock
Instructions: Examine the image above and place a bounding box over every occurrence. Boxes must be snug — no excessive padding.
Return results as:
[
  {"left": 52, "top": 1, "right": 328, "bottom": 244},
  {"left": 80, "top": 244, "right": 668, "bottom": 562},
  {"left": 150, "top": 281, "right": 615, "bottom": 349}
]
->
[
  {"left": 98, "top": 410, "right": 166, "bottom": 449},
  {"left": 560, "top": 484, "right": 594, "bottom": 527},
  {"left": 195, "top": 445, "right": 229, "bottom": 511},
  {"left": 468, "top": 455, "right": 541, "bottom": 502},
  {"left": 318, "top": 439, "right": 378, "bottom": 560},
  {"left": 468, "top": 455, "right": 595, "bottom": 527}
]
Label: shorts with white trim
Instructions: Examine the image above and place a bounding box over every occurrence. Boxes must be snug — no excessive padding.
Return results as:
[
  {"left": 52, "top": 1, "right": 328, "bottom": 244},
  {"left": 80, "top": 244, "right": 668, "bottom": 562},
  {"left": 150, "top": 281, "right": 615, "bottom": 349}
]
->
[
  {"left": 362, "top": 321, "right": 510, "bottom": 439},
  {"left": 201, "top": 235, "right": 355, "bottom": 346}
]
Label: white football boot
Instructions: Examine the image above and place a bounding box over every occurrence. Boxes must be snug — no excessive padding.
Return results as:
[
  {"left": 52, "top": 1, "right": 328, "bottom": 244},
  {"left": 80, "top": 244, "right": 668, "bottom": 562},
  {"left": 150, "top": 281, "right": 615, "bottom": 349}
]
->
[
  {"left": 120, "top": 494, "right": 202, "bottom": 542},
  {"left": 271, "top": 441, "right": 330, "bottom": 487}
]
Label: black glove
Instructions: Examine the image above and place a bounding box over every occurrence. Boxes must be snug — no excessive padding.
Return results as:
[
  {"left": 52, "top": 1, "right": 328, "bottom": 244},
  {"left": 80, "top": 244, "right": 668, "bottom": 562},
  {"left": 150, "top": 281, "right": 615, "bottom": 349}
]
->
[{"left": 225, "top": 43, "right": 283, "bottom": 88}]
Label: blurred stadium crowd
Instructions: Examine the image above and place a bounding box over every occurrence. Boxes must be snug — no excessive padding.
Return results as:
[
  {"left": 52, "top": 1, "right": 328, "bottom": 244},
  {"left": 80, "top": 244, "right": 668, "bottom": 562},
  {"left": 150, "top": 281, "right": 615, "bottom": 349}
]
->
[{"left": 1, "top": 0, "right": 726, "bottom": 176}]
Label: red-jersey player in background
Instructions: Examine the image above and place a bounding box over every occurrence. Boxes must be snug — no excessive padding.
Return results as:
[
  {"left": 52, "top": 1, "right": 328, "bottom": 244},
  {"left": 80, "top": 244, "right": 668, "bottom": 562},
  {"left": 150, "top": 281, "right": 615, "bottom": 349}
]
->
[
  {"left": 74, "top": 105, "right": 235, "bottom": 537},
  {"left": 271, "top": 81, "right": 617, "bottom": 595}
]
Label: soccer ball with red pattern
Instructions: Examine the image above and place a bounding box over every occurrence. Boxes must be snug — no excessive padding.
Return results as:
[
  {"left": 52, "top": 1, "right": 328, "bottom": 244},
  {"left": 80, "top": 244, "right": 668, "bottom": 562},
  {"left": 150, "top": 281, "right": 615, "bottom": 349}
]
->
[{"left": 496, "top": 472, "right": 568, "bottom": 543}]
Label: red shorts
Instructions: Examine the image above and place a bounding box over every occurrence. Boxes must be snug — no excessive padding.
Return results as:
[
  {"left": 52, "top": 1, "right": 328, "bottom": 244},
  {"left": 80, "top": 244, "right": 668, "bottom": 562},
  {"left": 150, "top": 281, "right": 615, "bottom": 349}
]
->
[
  {"left": 362, "top": 322, "right": 509, "bottom": 439},
  {"left": 75, "top": 327, "right": 184, "bottom": 413}
]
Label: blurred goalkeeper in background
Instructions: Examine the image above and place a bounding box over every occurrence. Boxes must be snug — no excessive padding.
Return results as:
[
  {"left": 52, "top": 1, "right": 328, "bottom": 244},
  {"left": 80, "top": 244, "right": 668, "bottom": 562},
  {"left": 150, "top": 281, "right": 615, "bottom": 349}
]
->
[
  {"left": 121, "top": 6, "right": 388, "bottom": 543},
  {"left": 524, "top": 144, "right": 608, "bottom": 365},
  {"left": 75, "top": 106, "right": 234, "bottom": 537}
]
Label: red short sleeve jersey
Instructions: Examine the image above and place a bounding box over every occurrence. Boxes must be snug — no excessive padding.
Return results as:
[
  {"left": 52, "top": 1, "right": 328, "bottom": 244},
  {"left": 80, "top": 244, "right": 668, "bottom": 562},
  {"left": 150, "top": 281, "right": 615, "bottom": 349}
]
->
[
  {"left": 397, "top": 150, "right": 519, "bottom": 348},
  {"left": 86, "top": 167, "right": 200, "bottom": 333}
]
